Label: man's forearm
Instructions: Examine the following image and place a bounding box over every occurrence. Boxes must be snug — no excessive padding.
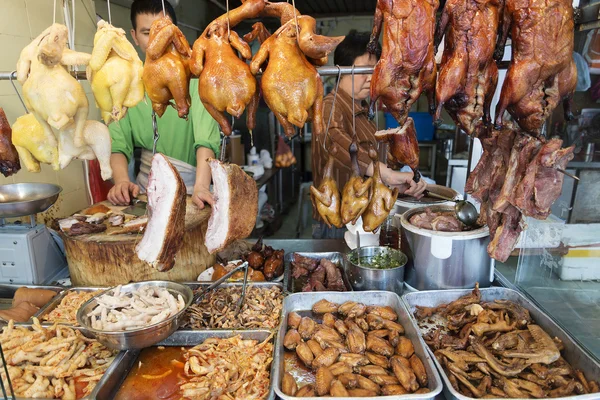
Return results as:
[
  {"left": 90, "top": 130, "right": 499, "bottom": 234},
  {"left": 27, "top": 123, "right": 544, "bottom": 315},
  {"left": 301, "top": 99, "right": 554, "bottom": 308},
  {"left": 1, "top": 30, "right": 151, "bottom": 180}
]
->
[
  {"left": 110, "top": 153, "right": 131, "bottom": 184},
  {"left": 195, "top": 147, "right": 216, "bottom": 189}
]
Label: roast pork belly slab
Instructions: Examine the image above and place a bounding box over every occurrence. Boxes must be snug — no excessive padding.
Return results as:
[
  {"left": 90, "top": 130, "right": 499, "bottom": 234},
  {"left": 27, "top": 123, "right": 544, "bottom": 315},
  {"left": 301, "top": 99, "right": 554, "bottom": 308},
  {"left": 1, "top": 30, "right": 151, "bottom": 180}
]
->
[
  {"left": 136, "top": 154, "right": 186, "bottom": 272},
  {"left": 205, "top": 159, "right": 258, "bottom": 254}
]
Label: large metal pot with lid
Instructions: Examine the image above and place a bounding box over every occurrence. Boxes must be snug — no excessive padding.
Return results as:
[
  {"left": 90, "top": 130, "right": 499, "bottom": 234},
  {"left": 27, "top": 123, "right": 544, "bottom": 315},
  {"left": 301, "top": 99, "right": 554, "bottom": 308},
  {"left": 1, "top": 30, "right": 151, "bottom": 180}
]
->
[
  {"left": 399, "top": 205, "right": 494, "bottom": 291},
  {"left": 392, "top": 184, "right": 459, "bottom": 216}
]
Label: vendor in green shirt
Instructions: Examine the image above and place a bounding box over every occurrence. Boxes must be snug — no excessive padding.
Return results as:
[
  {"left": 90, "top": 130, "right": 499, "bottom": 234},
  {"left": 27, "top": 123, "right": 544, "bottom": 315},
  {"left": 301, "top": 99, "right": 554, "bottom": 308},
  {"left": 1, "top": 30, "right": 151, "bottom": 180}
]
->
[{"left": 107, "top": 0, "right": 220, "bottom": 210}]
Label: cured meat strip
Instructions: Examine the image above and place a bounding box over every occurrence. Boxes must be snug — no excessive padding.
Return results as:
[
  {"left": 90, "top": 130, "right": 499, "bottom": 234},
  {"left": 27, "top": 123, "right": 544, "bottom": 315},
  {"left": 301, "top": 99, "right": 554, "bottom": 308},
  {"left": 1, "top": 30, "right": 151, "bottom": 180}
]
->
[{"left": 136, "top": 154, "right": 186, "bottom": 272}]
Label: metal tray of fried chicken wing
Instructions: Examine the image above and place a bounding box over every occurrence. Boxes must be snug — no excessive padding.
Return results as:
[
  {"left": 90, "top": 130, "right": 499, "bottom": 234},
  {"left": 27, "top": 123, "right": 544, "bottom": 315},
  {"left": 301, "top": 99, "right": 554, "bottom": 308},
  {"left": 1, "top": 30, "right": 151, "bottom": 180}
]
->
[
  {"left": 274, "top": 291, "right": 443, "bottom": 400},
  {"left": 283, "top": 252, "right": 353, "bottom": 293},
  {"left": 402, "top": 287, "right": 600, "bottom": 400},
  {"left": 96, "top": 330, "right": 277, "bottom": 400}
]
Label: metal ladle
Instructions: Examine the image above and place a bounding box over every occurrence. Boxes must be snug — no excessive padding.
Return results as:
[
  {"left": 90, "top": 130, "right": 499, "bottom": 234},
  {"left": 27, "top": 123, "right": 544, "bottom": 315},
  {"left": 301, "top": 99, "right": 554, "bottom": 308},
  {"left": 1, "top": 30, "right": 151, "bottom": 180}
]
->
[{"left": 423, "top": 190, "right": 479, "bottom": 227}]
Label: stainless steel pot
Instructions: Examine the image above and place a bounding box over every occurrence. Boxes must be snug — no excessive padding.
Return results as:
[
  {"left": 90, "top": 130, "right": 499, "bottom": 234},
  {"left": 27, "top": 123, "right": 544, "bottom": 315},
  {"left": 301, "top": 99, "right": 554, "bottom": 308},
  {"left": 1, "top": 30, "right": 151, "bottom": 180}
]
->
[
  {"left": 400, "top": 206, "right": 494, "bottom": 291},
  {"left": 346, "top": 246, "right": 408, "bottom": 294}
]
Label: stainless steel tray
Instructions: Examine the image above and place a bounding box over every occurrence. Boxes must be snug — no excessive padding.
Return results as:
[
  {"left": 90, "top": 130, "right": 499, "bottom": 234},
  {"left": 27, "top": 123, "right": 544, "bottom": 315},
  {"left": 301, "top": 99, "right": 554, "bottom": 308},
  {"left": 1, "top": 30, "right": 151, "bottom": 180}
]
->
[
  {"left": 274, "top": 291, "right": 443, "bottom": 400},
  {"left": 0, "top": 322, "right": 126, "bottom": 400},
  {"left": 402, "top": 287, "right": 600, "bottom": 400},
  {"left": 283, "top": 252, "right": 353, "bottom": 293},
  {"left": 0, "top": 284, "right": 64, "bottom": 324},
  {"left": 182, "top": 281, "right": 284, "bottom": 331},
  {"left": 96, "top": 330, "right": 277, "bottom": 400},
  {"left": 34, "top": 287, "right": 106, "bottom": 325}
]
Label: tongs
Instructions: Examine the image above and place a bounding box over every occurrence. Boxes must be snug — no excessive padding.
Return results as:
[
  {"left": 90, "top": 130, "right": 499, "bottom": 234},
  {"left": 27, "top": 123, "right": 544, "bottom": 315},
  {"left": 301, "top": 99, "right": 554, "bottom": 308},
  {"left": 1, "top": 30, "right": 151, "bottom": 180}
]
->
[{"left": 192, "top": 261, "right": 250, "bottom": 316}]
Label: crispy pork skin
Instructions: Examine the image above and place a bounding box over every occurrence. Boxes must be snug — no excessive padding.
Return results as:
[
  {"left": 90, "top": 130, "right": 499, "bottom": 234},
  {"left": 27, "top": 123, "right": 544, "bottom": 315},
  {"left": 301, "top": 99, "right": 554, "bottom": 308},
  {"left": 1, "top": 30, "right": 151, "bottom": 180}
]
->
[
  {"left": 136, "top": 154, "right": 186, "bottom": 272},
  {"left": 205, "top": 159, "right": 258, "bottom": 254}
]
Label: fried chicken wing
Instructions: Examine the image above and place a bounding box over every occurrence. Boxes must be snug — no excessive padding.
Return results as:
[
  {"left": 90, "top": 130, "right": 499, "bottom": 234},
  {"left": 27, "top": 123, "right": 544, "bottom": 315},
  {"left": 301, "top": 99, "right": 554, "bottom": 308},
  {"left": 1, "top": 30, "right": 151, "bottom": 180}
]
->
[
  {"left": 341, "top": 141, "right": 373, "bottom": 225},
  {"left": 310, "top": 147, "right": 343, "bottom": 228},
  {"left": 250, "top": 19, "right": 325, "bottom": 137},
  {"left": 434, "top": 0, "right": 501, "bottom": 135},
  {"left": 191, "top": 0, "right": 264, "bottom": 135},
  {"left": 494, "top": 0, "right": 576, "bottom": 134},
  {"left": 143, "top": 17, "right": 192, "bottom": 118},
  {"left": 362, "top": 148, "right": 399, "bottom": 232},
  {"left": 368, "top": 0, "right": 439, "bottom": 125}
]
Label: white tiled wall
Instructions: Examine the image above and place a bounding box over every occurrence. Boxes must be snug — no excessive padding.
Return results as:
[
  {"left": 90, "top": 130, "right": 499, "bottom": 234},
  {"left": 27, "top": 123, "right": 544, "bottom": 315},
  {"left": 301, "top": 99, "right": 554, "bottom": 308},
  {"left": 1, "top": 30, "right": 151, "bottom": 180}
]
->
[{"left": 0, "top": 0, "right": 100, "bottom": 220}]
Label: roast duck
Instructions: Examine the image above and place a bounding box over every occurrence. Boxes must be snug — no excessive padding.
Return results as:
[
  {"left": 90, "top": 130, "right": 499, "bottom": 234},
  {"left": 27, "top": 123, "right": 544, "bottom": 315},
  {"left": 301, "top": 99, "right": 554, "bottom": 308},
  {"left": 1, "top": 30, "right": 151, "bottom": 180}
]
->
[
  {"left": 143, "top": 16, "right": 192, "bottom": 118},
  {"left": 494, "top": 0, "right": 577, "bottom": 134},
  {"left": 0, "top": 108, "right": 21, "bottom": 177},
  {"left": 190, "top": 0, "right": 265, "bottom": 135},
  {"left": 362, "top": 146, "right": 399, "bottom": 232},
  {"left": 310, "top": 145, "right": 343, "bottom": 228},
  {"left": 434, "top": 0, "right": 501, "bottom": 136}
]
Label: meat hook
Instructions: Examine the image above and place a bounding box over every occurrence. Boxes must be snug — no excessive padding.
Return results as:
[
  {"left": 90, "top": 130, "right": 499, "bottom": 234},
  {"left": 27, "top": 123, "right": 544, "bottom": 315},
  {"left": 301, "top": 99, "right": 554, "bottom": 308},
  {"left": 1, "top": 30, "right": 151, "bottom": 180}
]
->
[
  {"left": 322, "top": 65, "right": 343, "bottom": 153},
  {"left": 9, "top": 71, "right": 28, "bottom": 114},
  {"left": 151, "top": 110, "right": 160, "bottom": 154},
  {"left": 351, "top": 64, "right": 357, "bottom": 142}
]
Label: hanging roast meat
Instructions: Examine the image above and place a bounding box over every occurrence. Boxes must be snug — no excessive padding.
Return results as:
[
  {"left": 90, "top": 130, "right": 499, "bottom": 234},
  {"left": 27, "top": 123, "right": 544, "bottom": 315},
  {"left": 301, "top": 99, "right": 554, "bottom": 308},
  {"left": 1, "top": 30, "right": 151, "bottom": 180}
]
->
[
  {"left": 143, "top": 17, "right": 192, "bottom": 118},
  {"left": 434, "top": 0, "right": 501, "bottom": 136},
  {"left": 341, "top": 141, "right": 373, "bottom": 225},
  {"left": 0, "top": 108, "right": 21, "bottom": 177},
  {"left": 494, "top": 0, "right": 576, "bottom": 134},
  {"left": 375, "top": 118, "right": 421, "bottom": 180},
  {"left": 368, "top": 0, "right": 439, "bottom": 125},
  {"left": 190, "top": 0, "right": 264, "bottom": 135},
  {"left": 362, "top": 147, "right": 399, "bottom": 232},
  {"left": 310, "top": 146, "right": 343, "bottom": 228}
]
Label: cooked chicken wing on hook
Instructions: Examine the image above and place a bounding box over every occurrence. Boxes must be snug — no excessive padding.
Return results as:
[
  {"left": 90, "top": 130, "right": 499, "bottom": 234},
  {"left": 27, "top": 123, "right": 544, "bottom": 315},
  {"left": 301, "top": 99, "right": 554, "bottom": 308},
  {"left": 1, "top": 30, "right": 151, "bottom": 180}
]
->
[
  {"left": 310, "top": 146, "right": 343, "bottom": 228},
  {"left": 362, "top": 147, "right": 399, "bottom": 232},
  {"left": 190, "top": 0, "right": 265, "bottom": 135},
  {"left": 143, "top": 17, "right": 192, "bottom": 119},
  {"left": 341, "top": 141, "right": 373, "bottom": 225}
]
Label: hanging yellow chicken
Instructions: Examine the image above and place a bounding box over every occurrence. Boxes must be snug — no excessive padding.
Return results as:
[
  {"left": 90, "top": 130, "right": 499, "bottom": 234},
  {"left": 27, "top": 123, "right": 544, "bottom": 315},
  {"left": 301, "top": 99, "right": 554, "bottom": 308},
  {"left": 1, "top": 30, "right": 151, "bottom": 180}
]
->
[
  {"left": 16, "top": 24, "right": 91, "bottom": 148},
  {"left": 12, "top": 113, "right": 59, "bottom": 173},
  {"left": 87, "top": 20, "right": 144, "bottom": 124}
]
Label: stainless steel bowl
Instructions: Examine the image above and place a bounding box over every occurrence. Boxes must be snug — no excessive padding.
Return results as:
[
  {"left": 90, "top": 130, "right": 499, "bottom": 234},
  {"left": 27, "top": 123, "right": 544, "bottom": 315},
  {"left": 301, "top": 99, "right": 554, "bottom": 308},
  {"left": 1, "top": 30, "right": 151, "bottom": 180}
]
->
[
  {"left": 0, "top": 183, "right": 62, "bottom": 218},
  {"left": 76, "top": 281, "right": 193, "bottom": 350},
  {"left": 345, "top": 246, "right": 408, "bottom": 294}
]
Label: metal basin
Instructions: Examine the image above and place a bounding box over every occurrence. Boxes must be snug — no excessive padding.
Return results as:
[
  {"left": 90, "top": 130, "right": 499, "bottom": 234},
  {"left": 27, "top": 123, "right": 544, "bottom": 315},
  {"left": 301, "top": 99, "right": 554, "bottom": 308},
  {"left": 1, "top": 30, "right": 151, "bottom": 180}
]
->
[
  {"left": 393, "top": 184, "right": 459, "bottom": 216},
  {"left": 77, "top": 281, "right": 193, "bottom": 350},
  {"left": 0, "top": 183, "right": 62, "bottom": 218},
  {"left": 346, "top": 246, "right": 408, "bottom": 294}
]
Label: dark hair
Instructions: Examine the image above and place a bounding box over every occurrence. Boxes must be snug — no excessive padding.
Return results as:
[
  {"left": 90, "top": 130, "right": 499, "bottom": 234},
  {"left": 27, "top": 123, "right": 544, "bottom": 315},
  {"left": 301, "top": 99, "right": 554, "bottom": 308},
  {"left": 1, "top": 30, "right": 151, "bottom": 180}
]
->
[
  {"left": 131, "top": 0, "right": 177, "bottom": 30},
  {"left": 333, "top": 30, "right": 381, "bottom": 66}
]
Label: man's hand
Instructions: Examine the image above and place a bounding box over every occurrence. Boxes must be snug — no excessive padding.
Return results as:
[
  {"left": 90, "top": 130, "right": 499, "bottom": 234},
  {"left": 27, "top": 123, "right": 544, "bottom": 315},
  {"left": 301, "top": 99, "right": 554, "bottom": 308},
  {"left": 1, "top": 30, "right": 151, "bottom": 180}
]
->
[
  {"left": 107, "top": 181, "right": 140, "bottom": 205},
  {"left": 404, "top": 179, "right": 428, "bottom": 199},
  {"left": 192, "top": 185, "right": 215, "bottom": 209}
]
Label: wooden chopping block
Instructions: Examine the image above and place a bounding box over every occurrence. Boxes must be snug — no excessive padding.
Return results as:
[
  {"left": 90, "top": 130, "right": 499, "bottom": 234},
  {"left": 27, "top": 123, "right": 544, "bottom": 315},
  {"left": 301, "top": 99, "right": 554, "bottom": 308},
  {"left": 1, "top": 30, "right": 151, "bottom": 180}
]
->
[{"left": 61, "top": 196, "right": 215, "bottom": 286}]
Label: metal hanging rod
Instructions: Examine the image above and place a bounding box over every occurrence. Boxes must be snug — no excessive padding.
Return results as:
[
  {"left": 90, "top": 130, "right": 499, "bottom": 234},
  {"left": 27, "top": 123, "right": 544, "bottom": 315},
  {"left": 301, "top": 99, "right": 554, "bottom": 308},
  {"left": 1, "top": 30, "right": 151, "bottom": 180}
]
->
[{"left": 0, "top": 66, "right": 376, "bottom": 82}]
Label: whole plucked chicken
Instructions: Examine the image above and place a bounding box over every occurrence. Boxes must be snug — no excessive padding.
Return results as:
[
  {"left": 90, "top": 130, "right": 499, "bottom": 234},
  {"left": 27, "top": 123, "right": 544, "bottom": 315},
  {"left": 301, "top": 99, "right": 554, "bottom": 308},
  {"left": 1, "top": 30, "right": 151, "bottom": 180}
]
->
[
  {"left": 250, "top": 19, "right": 325, "bottom": 137},
  {"left": 368, "top": 0, "right": 439, "bottom": 125},
  {"left": 88, "top": 20, "right": 144, "bottom": 124},
  {"left": 143, "top": 17, "right": 192, "bottom": 118},
  {"left": 17, "top": 24, "right": 91, "bottom": 148},
  {"left": 0, "top": 108, "right": 21, "bottom": 177},
  {"left": 190, "top": 0, "right": 265, "bottom": 135},
  {"left": 362, "top": 147, "right": 399, "bottom": 232},
  {"left": 310, "top": 146, "right": 343, "bottom": 228},
  {"left": 12, "top": 113, "right": 59, "bottom": 172},
  {"left": 494, "top": 0, "right": 576, "bottom": 134},
  {"left": 341, "top": 141, "right": 373, "bottom": 225},
  {"left": 434, "top": 0, "right": 501, "bottom": 136}
]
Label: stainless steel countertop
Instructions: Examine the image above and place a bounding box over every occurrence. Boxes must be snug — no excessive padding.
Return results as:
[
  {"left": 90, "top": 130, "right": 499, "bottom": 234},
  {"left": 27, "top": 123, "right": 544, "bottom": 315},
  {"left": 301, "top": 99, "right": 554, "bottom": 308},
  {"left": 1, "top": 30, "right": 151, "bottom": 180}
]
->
[{"left": 264, "top": 239, "right": 350, "bottom": 254}]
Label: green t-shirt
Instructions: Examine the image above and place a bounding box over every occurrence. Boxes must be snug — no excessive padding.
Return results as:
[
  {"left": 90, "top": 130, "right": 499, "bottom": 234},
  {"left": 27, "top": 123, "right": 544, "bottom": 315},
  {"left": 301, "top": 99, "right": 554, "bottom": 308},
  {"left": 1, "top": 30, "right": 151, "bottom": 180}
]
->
[{"left": 109, "top": 79, "right": 220, "bottom": 167}]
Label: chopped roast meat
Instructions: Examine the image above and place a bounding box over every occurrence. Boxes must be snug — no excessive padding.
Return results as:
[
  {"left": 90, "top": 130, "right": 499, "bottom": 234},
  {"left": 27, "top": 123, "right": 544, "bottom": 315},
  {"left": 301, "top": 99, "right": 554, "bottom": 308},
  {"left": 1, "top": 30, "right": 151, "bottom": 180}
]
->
[
  {"left": 302, "top": 264, "right": 327, "bottom": 292},
  {"left": 292, "top": 253, "right": 320, "bottom": 272},
  {"left": 488, "top": 213, "right": 522, "bottom": 262},
  {"left": 431, "top": 216, "right": 463, "bottom": 232},
  {"left": 514, "top": 139, "right": 574, "bottom": 219},
  {"left": 409, "top": 208, "right": 465, "bottom": 232},
  {"left": 108, "top": 214, "right": 124, "bottom": 227},
  {"left": 321, "top": 259, "right": 346, "bottom": 291},
  {"left": 86, "top": 212, "right": 108, "bottom": 224},
  {"left": 109, "top": 216, "right": 148, "bottom": 235},
  {"left": 205, "top": 159, "right": 258, "bottom": 254},
  {"left": 409, "top": 209, "right": 436, "bottom": 230},
  {"left": 292, "top": 265, "right": 309, "bottom": 279},
  {"left": 68, "top": 222, "right": 107, "bottom": 236},
  {"left": 136, "top": 154, "right": 187, "bottom": 272},
  {"left": 297, "top": 255, "right": 347, "bottom": 292}
]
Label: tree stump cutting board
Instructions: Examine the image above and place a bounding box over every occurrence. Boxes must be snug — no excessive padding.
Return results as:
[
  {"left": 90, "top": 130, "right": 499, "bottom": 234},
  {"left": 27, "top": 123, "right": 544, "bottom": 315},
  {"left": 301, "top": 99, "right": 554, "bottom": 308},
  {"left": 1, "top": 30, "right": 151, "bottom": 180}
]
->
[{"left": 61, "top": 196, "right": 215, "bottom": 286}]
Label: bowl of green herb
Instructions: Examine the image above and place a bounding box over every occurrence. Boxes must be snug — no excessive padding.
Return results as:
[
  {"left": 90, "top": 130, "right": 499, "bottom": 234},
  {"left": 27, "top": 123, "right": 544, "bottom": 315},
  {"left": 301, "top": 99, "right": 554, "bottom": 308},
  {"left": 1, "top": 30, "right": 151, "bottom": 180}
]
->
[{"left": 346, "top": 246, "right": 408, "bottom": 294}]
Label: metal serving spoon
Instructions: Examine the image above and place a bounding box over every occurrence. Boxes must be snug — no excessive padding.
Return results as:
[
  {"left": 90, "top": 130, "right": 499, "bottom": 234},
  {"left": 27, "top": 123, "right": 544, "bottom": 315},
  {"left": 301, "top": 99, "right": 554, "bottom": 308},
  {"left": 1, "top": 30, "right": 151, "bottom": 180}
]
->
[{"left": 423, "top": 191, "right": 479, "bottom": 227}]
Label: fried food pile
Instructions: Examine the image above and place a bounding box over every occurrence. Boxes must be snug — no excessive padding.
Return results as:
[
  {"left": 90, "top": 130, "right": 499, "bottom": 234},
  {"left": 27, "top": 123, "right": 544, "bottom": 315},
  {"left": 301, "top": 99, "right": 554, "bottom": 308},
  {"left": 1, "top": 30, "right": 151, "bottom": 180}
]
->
[
  {"left": 281, "top": 300, "right": 430, "bottom": 397},
  {"left": 0, "top": 319, "right": 117, "bottom": 399},
  {"left": 183, "top": 285, "right": 283, "bottom": 330},
  {"left": 87, "top": 285, "right": 185, "bottom": 331},
  {"left": 42, "top": 290, "right": 103, "bottom": 325},
  {"left": 181, "top": 334, "right": 273, "bottom": 399},
  {"left": 415, "top": 285, "right": 599, "bottom": 398},
  {"left": 291, "top": 253, "right": 348, "bottom": 292}
]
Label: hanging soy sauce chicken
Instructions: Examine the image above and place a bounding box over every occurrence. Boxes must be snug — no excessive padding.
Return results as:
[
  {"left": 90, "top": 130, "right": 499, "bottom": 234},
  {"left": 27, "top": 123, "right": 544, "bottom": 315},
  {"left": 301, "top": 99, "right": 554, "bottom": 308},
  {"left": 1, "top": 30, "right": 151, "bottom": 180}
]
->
[
  {"left": 494, "top": 0, "right": 576, "bottom": 134},
  {"left": 341, "top": 141, "right": 373, "bottom": 225},
  {"left": 362, "top": 146, "right": 399, "bottom": 232},
  {"left": 142, "top": 16, "right": 192, "bottom": 118},
  {"left": 310, "top": 145, "right": 343, "bottom": 228},
  {"left": 434, "top": 0, "right": 501, "bottom": 136},
  {"left": 190, "top": 0, "right": 265, "bottom": 136},
  {"left": 368, "top": 0, "right": 439, "bottom": 125},
  {"left": 250, "top": 19, "right": 326, "bottom": 138}
]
